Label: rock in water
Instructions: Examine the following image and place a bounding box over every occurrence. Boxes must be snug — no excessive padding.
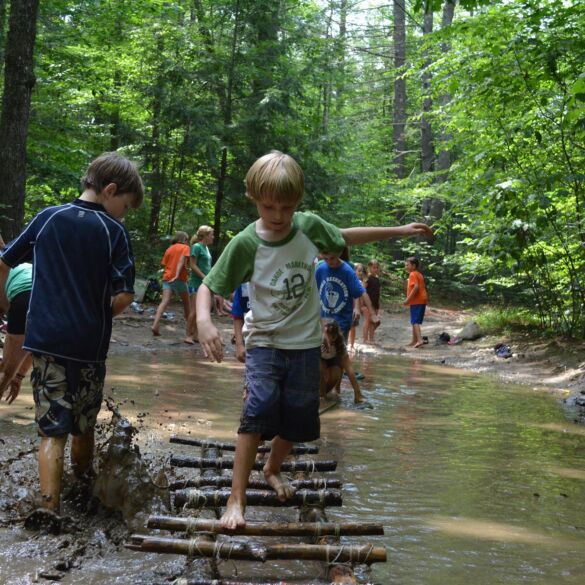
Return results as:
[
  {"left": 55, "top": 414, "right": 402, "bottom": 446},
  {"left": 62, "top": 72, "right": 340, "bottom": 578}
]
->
[{"left": 458, "top": 321, "right": 482, "bottom": 340}]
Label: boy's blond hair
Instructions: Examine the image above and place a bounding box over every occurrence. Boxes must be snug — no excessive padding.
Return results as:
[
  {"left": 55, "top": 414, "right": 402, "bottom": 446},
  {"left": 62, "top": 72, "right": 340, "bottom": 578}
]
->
[{"left": 245, "top": 151, "right": 304, "bottom": 204}]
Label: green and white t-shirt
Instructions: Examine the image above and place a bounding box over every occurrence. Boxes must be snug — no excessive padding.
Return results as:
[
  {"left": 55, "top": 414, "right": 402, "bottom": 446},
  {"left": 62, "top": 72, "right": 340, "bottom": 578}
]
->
[{"left": 204, "top": 212, "right": 345, "bottom": 350}]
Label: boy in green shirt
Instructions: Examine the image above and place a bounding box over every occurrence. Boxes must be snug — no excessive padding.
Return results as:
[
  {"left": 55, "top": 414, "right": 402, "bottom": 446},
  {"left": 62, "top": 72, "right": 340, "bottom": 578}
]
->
[{"left": 197, "top": 151, "right": 432, "bottom": 529}]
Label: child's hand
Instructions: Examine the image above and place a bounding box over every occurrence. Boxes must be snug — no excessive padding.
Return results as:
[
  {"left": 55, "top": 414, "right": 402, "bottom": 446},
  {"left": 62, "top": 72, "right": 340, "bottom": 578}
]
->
[
  {"left": 235, "top": 343, "right": 246, "bottom": 363},
  {"left": 402, "top": 223, "right": 433, "bottom": 238},
  {"left": 198, "top": 320, "right": 224, "bottom": 362},
  {"left": 372, "top": 313, "right": 381, "bottom": 326}
]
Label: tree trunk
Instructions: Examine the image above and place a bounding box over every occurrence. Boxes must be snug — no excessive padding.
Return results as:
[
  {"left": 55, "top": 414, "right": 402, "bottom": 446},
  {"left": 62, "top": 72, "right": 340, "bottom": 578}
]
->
[
  {"left": 436, "top": 0, "right": 456, "bottom": 180},
  {"left": 0, "top": 0, "right": 40, "bottom": 241},
  {"left": 392, "top": 0, "right": 407, "bottom": 178},
  {"left": 420, "top": 1, "right": 434, "bottom": 173},
  {"left": 0, "top": 0, "right": 7, "bottom": 73},
  {"left": 147, "top": 35, "right": 165, "bottom": 241}
]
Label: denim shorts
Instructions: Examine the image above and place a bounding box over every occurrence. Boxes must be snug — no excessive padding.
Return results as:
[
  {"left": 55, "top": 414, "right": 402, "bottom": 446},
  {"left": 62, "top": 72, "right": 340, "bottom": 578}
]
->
[
  {"left": 410, "top": 304, "right": 426, "bottom": 325},
  {"left": 31, "top": 354, "right": 105, "bottom": 437},
  {"left": 241, "top": 347, "right": 321, "bottom": 442},
  {"left": 163, "top": 280, "right": 189, "bottom": 295}
]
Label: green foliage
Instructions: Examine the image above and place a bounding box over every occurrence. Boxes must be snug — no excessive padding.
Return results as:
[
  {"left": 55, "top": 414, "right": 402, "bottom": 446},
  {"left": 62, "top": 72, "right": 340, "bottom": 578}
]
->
[
  {"left": 5, "top": 0, "right": 585, "bottom": 337},
  {"left": 474, "top": 306, "right": 545, "bottom": 337}
]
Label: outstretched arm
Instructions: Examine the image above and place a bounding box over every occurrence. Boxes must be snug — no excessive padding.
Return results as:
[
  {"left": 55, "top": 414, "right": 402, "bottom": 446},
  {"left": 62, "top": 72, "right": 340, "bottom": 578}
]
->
[{"left": 341, "top": 223, "right": 432, "bottom": 246}]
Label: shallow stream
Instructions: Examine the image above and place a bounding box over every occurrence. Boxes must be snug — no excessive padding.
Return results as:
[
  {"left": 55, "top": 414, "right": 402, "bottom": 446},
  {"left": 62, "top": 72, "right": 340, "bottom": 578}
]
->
[{"left": 1, "top": 351, "right": 584, "bottom": 584}]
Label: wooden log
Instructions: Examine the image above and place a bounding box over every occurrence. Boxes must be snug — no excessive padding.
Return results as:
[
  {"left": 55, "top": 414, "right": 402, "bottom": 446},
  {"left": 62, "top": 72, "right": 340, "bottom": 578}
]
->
[
  {"left": 170, "top": 436, "right": 319, "bottom": 454},
  {"left": 170, "top": 580, "right": 291, "bottom": 585},
  {"left": 170, "top": 455, "right": 337, "bottom": 472},
  {"left": 130, "top": 535, "right": 387, "bottom": 564},
  {"left": 147, "top": 516, "right": 384, "bottom": 536},
  {"left": 174, "top": 488, "right": 342, "bottom": 509},
  {"left": 169, "top": 476, "right": 342, "bottom": 491}
]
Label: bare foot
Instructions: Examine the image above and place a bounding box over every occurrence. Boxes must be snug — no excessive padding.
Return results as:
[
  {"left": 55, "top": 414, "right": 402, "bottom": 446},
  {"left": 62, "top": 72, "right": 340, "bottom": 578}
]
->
[
  {"left": 220, "top": 498, "right": 246, "bottom": 530},
  {"left": 414, "top": 341, "right": 424, "bottom": 349},
  {"left": 354, "top": 395, "right": 366, "bottom": 403},
  {"left": 183, "top": 336, "right": 196, "bottom": 345},
  {"left": 151, "top": 327, "right": 160, "bottom": 337},
  {"left": 264, "top": 469, "right": 296, "bottom": 502}
]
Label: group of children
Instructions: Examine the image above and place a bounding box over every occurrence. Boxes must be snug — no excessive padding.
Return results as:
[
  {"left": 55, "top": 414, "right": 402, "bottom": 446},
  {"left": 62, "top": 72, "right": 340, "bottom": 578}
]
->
[{"left": 0, "top": 149, "right": 431, "bottom": 533}]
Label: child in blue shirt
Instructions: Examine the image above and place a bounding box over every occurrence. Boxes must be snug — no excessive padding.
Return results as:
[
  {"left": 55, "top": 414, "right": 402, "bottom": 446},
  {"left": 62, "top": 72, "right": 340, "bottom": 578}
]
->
[{"left": 0, "top": 153, "right": 143, "bottom": 530}]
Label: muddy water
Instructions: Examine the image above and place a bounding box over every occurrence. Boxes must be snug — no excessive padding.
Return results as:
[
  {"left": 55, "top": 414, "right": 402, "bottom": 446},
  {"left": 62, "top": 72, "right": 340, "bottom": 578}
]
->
[{"left": 1, "top": 351, "right": 585, "bottom": 584}]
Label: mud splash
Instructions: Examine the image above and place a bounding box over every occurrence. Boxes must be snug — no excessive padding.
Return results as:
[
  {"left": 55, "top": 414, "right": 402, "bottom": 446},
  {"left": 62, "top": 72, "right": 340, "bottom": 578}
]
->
[{"left": 93, "top": 399, "right": 170, "bottom": 531}]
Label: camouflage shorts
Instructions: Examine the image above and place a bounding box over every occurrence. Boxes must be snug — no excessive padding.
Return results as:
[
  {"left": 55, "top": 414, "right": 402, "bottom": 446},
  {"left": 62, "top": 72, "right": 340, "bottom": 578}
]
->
[{"left": 31, "top": 354, "right": 105, "bottom": 436}]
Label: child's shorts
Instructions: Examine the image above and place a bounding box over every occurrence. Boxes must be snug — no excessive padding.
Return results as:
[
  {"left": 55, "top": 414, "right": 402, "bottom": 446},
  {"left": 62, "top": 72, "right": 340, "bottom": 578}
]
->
[
  {"left": 163, "top": 280, "right": 189, "bottom": 295},
  {"left": 31, "top": 354, "right": 105, "bottom": 437},
  {"left": 241, "top": 347, "right": 321, "bottom": 442},
  {"left": 410, "top": 304, "right": 426, "bottom": 325},
  {"left": 6, "top": 290, "right": 30, "bottom": 334}
]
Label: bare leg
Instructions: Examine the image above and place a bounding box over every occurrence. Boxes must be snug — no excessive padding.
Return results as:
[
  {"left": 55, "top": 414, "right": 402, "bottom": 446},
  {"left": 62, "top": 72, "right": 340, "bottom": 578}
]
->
[
  {"left": 263, "top": 436, "right": 296, "bottom": 501},
  {"left": 348, "top": 325, "right": 356, "bottom": 351},
  {"left": 38, "top": 435, "right": 68, "bottom": 512},
  {"left": 413, "top": 324, "right": 424, "bottom": 348},
  {"left": 220, "top": 432, "right": 261, "bottom": 529},
  {"left": 185, "top": 292, "right": 198, "bottom": 343},
  {"left": 341, "top": 355, "right": 365, "bottom": 403},
  {"left": 179, "top": 291, "right": 191, "bottom": 338},
  {"left": 151, "top": 288, "right": 172, "bottom": 335},
  {"left": 71, "top": 428, "right": 95, "bottom": 477},
  {"left": 362, "top": 307, "right": 372, "bottom": 343}
]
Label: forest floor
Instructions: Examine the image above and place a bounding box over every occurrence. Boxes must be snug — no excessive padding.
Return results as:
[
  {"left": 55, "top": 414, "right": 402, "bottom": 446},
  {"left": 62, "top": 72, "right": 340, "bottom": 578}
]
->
[{"left": 111, "top": 300, "right": 585, "bottom": 412}]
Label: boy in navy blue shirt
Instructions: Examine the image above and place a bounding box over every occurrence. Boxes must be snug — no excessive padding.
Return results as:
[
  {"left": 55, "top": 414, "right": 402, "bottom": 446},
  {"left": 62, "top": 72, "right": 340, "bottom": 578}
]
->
[{"left": 0, "top": 152, "right": 143, "bottom": 530}]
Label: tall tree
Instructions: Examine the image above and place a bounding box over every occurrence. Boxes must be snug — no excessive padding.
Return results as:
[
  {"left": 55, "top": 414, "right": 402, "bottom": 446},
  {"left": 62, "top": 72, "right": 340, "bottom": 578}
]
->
[
  {"left": 0, "top": 0, "right": 40, "bottom": 240},
  {"left": 420, "top": 0, "right": 434, "bottom": 173},
  {"left": 435, "top": 0, "right": 456, "bottom": 179},
  {"left": 392, "top": 0, "right": 407, "bottom": 178}
]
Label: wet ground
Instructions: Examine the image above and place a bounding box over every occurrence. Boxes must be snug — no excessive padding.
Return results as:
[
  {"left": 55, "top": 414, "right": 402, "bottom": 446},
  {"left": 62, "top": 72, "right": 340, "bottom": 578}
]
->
[{"left": 1, "top": 346, "right": 585, "bottom": 584}]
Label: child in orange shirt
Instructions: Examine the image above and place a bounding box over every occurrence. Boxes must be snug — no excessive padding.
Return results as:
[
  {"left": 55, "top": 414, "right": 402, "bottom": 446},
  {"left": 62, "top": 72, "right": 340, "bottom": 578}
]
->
[
  {"left": 151, "top": 231, "right": 191, "bottom": 337},
  {"left": 404, "top": 256, "right": 428, "bottom": 348}
]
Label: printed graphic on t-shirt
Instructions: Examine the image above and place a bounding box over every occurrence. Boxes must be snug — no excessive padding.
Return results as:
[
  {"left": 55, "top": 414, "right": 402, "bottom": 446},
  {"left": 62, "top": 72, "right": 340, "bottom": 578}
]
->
[
  {"left": 269, "top": 260, "right": 314, "bottom": 317},
  {"left": 318, "top": 276, "right": 349, "bottom": 315}
]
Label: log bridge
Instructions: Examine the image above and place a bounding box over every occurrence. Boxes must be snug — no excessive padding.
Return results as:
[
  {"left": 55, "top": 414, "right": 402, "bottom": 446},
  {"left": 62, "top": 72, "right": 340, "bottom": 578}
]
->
[{"left": 127, "top": 435, "right": 386, "bottom": 584}]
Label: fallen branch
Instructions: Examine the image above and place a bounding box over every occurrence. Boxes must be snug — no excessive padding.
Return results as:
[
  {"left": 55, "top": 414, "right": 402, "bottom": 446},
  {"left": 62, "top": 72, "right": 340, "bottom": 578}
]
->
[
  {"left": 170, "top": 456, "right": 336, "bottom": 472},
  {"left": 147, "top": 516, "right": 383, "bottom": 536},
  {"left": 129, "top": 535, "right": 386, "bottom": 564},
  {"left": 170, "top": 436, "right": 319, "bottom": 454},
  {"left": 173, "top": 488, "right": 342, "bottom": 509},
  {"left": 169, "top": 477, "right": 342, "bottom": 491}
]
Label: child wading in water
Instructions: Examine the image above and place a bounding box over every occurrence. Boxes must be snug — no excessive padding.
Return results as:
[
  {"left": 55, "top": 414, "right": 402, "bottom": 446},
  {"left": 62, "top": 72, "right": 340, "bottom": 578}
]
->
[
  {"left": 362, "top": 259, "right": 381, "bottom": 344},
  {"left": 404, "top": 256, "right": 428, "bottom": 348},
  {"left": 185, "top": 225, "right": 214, "bottom": 344},
  {"left": 151, "top": 231, "right": 191, "bottom": 338},
  {"left": 196, "top": 150, "right": 432, "bottom": 529},
  {"left": 0, "top": 153, "right": 143, "bottom": 531},
  {"left": 320, "top": 319, "right": 364, "bottom": 403}
]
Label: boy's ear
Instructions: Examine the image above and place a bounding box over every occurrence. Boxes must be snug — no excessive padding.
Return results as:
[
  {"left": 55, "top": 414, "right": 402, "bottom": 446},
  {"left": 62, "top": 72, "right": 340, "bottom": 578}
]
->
[{"left": 103, "top": 182, "right": 118, "bottom": 197}]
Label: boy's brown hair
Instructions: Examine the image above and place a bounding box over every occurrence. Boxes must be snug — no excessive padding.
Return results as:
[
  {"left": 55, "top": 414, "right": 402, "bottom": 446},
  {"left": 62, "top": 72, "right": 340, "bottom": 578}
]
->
[
  {"left": 81, "top": 152, "right": 144, "bottom": 207},
  {"left": 406, "top": 256, "right": 420, "bottom": 269},
  {"left": 172, "top": 231, "right": 189, "bottom": 244},
  {"left": 245, "top": 150, "right": 304, "bottom": 204}
]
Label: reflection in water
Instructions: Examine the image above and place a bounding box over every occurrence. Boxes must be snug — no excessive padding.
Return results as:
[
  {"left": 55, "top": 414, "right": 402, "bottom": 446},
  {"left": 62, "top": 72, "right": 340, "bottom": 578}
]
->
[
  {"left": 106, "top": 351, "right": 585, "bottom": 585},
  {"left": 3, "top": 350, "right": 584, "bottom": 584}
]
